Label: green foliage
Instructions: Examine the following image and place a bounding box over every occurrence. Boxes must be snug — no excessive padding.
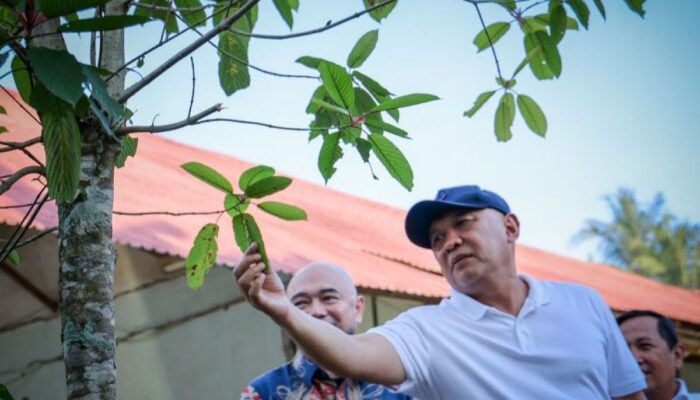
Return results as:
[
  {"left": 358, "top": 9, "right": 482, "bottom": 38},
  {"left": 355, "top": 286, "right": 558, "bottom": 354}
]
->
[
  {"left": 296, "top": 56, "right": 328, "bottom": 70},
  {"left": 565, "top": 0, "right": 590, "bottom": 30},
  {"left": 134, "top": 0, "right": 178, "bottom": 34},
  {"left": 244, "top": 176, "right": 292, "bottom": 198},
  {"left": 42, "top": 106, "right": 81, "bottom": 204},
  {"left": 273, "top": 0, "right": 294, "bottom": 29},
  {"left": 516, "top": 94, "right": 547, "bottom": 137},
  {"left": 364, "top": 119, "right": 408, "bottom": 137},
  {"left": 239, "top": 165, "right": 275, "bottom": 190},
  {"left": 347, "top": 30, "right": 379, "bottom": 69},
  {"left": 7, "top": 250, "right": 19, "bottom": 267},
  {"left": 494, "top": 92, "right": 515, "bottom": 142},
  {"left": 39, "top": 0, "right": 110, "bottom": 18},
  {"left": 181, "top": 162, "right": 234, "bottom": 194},
  {"left": 174, "top": 0, "right": 206, "bottom": 27},
  {"left": 185, "top": 223, "right": 219, "bottom": 289},
  {"left": 363, "top": 0, "right": 397, "bottom": 22},
  {"left": 218, "top": 30, "right": 251, "bottom": 96},
  {"left": 27, "top": 48, "right": 84, "bottom": 107},
  {"left": 257, "top": 201, "right": 307, "bottom": 221},
  {"left": 372, "top": 93, "right": 439, "bottom": 113},
  {"left": 473, "top": 22, "right": 510, "bottom": 52},
  {"left": 0, "top": 383, "right": 14, "bottom": 400},
  {"left": 59, "top": 15, "right": 152, "bottom": 32},
  {"left": 234, "top": 213, "right": 270, "bottom": 272},
  {"left": 592, "top": 0, "right": 606, "bottom": 19},
  {"left": 318, "top": 131, "right": 342, "bottom": 182},
  {"left": 353, "top": 71, "right": 391, "bottom": 97},
  {"left": 82, "top": 66, "right": 124, "bottom": 119},
  {"left": 549, "top": 3, "right": 568, "bottom": 43},
  {"left": 319, "top": 62, "right": 355, "bottom": 112},
  {"left": 115, "top": 135, "right": 138, "bottom": 168},
  {"left": 368, "top": 133, "right": 413, "bottom": 191},
  {"left": 624, "top": 0, "right": 646, "bottom": 18},
  {"left": 224, "top": 193, "right": 248, "bottom": 217},
  {"left": 464, "top": 90, "right": 496, "bottom": 118}
]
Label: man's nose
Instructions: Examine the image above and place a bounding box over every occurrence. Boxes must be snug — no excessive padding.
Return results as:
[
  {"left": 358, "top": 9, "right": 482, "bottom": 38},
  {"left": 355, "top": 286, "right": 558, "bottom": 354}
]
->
[
  {"left": 309, "top": 299, "right": 327, "bottom": 318},
  {"left": 443, "top": 228, "right": 463, "bottom": 252}
]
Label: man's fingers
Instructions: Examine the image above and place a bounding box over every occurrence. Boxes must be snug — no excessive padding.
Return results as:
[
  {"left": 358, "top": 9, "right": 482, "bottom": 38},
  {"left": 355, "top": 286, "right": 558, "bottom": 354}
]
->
[
  {"left": 233, "top": 252, "right": 262, "bottom": 279},
  {"left": 238, "top": 262, "right": 265, "bottom": 290},
  {"left": 249, "top": 270, "right": 266, "bottom": 301}
]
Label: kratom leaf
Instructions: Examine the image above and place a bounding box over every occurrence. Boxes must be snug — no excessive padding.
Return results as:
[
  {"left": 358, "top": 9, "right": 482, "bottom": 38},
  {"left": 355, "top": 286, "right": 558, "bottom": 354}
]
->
[
  {"left": 59, "top": 15, "right": 152, "bottom": 32},
  {"left": 523, "top": 35, "right": 554, "bottom": 80},
  {"left": 218, "top": 30, "right": 250, "bottom": 96},
  {"left": 353, "top": 71, "right": 391, "bottom": 97},
  {"left": 565, "top": 0, "right": 590, "bottom": 29},
  {"left": 244, "top": 176, "right": 292, "bottom": 198},
  {"left": 517, "top": 94, "right": 547, "bottom": 137},
  {"left": 356, "top": 137, "right": 372, "bottom": 163},
  {"left": 232, "top": 214, "right": 249, "bottom": 253},
  {"left": 288, "top": 0, "right": 299, "bottom": 11},
  {"left": 175, "top": 0, "right": 206, "bottom": 27},
  {"left": 473, "top": 22, "right": 510, "bottom": 52},
  {"left": 82, "top": 65, "right": 123, "bottom": 119},
  {"left": 592, "top": 0, "right": 606, "bottom": 19},
  {"left": 7, "top": 249, "right": 19, "bottom": 267},
  {"left": 347, "top": 30, "right": 379, "bottom": 69},
  {"left": 318, "top": 132, "right": 343, "bottom": 183},
  {"left": 312, "top": 98, "right": 351, "bottom": 116},
  {"left": 134, "top": 0, "right": 179, "bottom": 34},
  {"left": 306, "top": 86, "right": 326, "bottom": 114},
  {"left": 494, "top": 92, "right": 515, "bottom": 142},
  {"left": 464, "top": 90, "right": 496, "bottom": 118},
  {"left": 239, "top": 165, "right": 275, "bottom": 190},
  {"left": 369, "top": 133, "right": 413, "bottom": 191},
  {"left": 181, "top": 162, "right": 234, "bottom": 194},
  {"left": 340, "top": 126, "right": 361, "bottom": 144},
  {"left": 115, "top": 135, "right": 138, "bottom": 168},
  {"left": 273, "top": 0, "right": 293, "bottom": 29},
  {"left": 27, "top": 48, "right": 85, "bottom": 108},
  {"left": 531, "top": 13, "right": 579, "bottom": 31},
  {"left": 224, "top": 193, "right": 248, "bottom": 217},
  {"left": 364, "top": 119, "right": 409, "bottom": 138},
  {"left": 42, "top": 107, "right": 81, "bottom": 203},
  {"left": 549, "top": 3, "right": 567, "bottom": 43},
  {"left": 185, "top": 223, "right": 219, "bottom": 289},
  {"left": 39, "top": 0, "right": 110, "bottom": 18},
  {"left": 372, "top": 94, "right": 439, "bottom": 113},
  {"left": 363, "top": 0, "right": 397, "bottom": 22},
  {"left": 233, "top": 213, "right": 270, "bottom": 272},
  {"left": 257, "top": 201, "right": 307, "bottom": 221},
  {"left": 318, "top": 62, "right": 355, "bottom": 113},
  {"left": 295, "top": 56, "right": 329, "bottom": 70}
]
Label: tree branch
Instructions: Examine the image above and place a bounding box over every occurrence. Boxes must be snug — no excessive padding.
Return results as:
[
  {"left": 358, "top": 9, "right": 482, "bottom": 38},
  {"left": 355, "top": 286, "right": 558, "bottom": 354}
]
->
[
  {"left": 193, "top": 117, "right": 348, "bottom": 132},
  {"left": 188, "top": 57, "right": 195, "bottom": 118},
  {"left": 471, "top": 1, "right": 504, "bottom": 81},
  {"left": 0, "top": 86, "right": 41, "bottom": 125},
  {"left": 0, "top": 166, "right": 45, "bottom": 196},
  {"left": 118, "top": 0, "right": 260, "bottom": 104},
  {"left": 115, "top": 103, "right": 223, "bottom": 135},
  {"left": 0, "top": 136, "right": 42, "bottom": 153}
]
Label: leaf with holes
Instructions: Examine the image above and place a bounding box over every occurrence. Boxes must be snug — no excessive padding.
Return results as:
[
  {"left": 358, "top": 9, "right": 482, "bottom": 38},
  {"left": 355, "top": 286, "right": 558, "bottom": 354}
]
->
[
  {"left": 218, "top": 30, "right": 250, "bottom": 96},
  {"left": 517, "top": 94, "right": 547, "bottom": 137},
  {"left": 372, "top": 93, "right": 439, "bottom": 113},
  {"left": 186, "top": 223, "right": 219, "bottom": 289},
  {"left": 42, "top": 107, "right": 81, "bottom": 203},
  {"left": 181, "top": 162, "right": 233, "bottom": 194},
  {"left": 239, "top": 165, "right": 275, "bottom": 191},
  {"left": 464, "top": 90, "right": 496, "bottom": 118},
  {"left": 244, "top": 176, "right": 292, "bottom": 198},
  {"left": 369, "top": 133, "right": 413, "bottom": 191},
  {"left": 28, "top": 48, "right": 85, "bottom": 108},
  {"left": 347, "top": 30, "right": 379, "bottom": 69},
  {"left": 318, "top": 132, "right": 343, "bottom": 183},
  {"left": 319, "top": 62, "right": 355, "bottom": 113},
  {"left": 494, "top": 92, "right": 515, "bottom": 142},
  {"left": 473, "top": 22, "right": 510, "bottom": 52},
  {"left": 115, "top": 135, "right": 138, "bottom": 168},
  {"left": 258, "top": 201, "right": 307, "bottom": 221}
]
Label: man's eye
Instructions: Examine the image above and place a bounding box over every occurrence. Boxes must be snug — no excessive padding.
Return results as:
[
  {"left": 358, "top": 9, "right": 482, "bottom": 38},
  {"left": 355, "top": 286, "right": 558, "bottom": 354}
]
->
[
  {"left": 294, "top": 301, "right": 308, "bottom": 308},
  {"left": 431, "top": 234, "right": 443, "bottom": 246},
  {"left": 322, "top": 296, "right": 339, "bottom": 303}
]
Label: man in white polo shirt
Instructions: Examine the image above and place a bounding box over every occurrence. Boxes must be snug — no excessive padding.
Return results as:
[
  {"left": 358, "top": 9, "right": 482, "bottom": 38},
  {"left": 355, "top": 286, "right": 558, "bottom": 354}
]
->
[{"left": 234, "top": 185, "right": 647, "bottom": 399}]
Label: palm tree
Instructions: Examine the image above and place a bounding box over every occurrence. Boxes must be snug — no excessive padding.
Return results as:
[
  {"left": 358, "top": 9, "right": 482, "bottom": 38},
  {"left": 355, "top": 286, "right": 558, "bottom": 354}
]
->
[{"left": 574, "top": 189, "right": 700, "bottom": 289}]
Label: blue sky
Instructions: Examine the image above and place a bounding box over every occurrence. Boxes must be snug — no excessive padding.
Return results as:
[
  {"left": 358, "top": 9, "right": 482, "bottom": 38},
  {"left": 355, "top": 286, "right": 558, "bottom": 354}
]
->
[{"left": 5, "top": 0, "right": 699, "bottom": 261}]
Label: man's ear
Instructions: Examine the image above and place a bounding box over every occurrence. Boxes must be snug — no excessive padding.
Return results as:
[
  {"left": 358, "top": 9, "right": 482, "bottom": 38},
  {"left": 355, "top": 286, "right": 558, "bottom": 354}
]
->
[
  {"left": 671, "top": 343, "right": 686, "bottom": 370},
  {"left": 504, "top": 213, "right": 520, "bottom": 242},
  {"left": 354, "top": 294, "right": 366, "bottom": 325}
]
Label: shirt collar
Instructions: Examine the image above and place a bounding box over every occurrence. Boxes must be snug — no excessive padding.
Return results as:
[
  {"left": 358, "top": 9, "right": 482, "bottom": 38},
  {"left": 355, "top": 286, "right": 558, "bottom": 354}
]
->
[
  {"left": 673, "top": 379, "right": 690, "bottom": 400},
  {"left": 292, "top": 353, "right": 323, "bottom": 386},
  {"left": 446, "top": 274, "right": 551, "bottom": 321}
]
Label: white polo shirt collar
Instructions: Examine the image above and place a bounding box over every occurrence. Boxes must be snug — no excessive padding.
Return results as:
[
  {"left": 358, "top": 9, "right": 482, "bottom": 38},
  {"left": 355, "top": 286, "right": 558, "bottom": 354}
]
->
[{"left": 446, "top": 274, "right": 551, "bottom": 321}]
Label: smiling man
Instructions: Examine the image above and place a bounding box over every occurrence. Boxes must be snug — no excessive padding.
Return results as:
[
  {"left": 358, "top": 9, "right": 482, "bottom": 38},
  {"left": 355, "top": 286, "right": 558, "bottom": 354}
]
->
[{"left": 234, "top": 185, "right": 647, "bottom": 399}]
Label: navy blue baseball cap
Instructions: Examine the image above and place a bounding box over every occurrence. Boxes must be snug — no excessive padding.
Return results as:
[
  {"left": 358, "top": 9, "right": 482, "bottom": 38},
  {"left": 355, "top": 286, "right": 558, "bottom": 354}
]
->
[{"left": 405, "top": 185, "right": 511, "bottom": 248}]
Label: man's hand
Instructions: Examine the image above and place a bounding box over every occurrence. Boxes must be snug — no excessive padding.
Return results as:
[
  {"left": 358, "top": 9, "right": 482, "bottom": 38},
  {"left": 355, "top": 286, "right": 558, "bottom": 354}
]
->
[{"left": 233, "top": 243, "right": 291, "bottom": 323}]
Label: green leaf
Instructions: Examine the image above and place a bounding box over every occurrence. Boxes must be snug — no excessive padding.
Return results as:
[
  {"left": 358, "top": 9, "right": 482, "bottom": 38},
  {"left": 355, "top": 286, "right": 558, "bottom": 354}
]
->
[
  {"left": 363, "top": 0, "right": 397, "bottom": 22},
  {"left": 218, "top": 30, "right": 250, "bottom": 96},
  {"left": 224, "top": 193, "right": 248, "bottom": 217},
  {"left": 115, "top": 135, "right": 138, "bottom": 168},
  {"left": 0, "top": 382, "right": 14, "bottom": 400},
  {"left": 340, "top": 125, "right": 361, "bottom": 144},
  {"left": 306, "top": 86, "right": 326, "bottom": 114},
  {"left": 185, "top": 223, "right": 219, "bottom": 289},
  {"left": 295, "top": 56, "right": 329, "bottom": 70},
  {"left": 356, "top": 137, "right": 372, "bottom": 163},
  {"left": 273, "top": 0, "right": 293, "bottom": 29},
  {"left": 81, "top": 66, "right": 123, "bottom": 119},
  {"left": 473, "top": 22, "right": 510, "bottom": 52},
  {"left": 135, "top": 0, "right": 179, "bottom": 34},
  {"left": 0, "top": 127, "right": 7, "bottom": 134},
  {"left": 7, "top": 249, "right": 19, "bottom": 267},
  {"left": 0, "top": 105, "right": 5, "bottom": 114},
  {"left": 318, "top": 131, "right": 343, "bottom": 183},
  {"left": 354, "top": 87, "right": 382, "bottom": 134},
  {"left": 368, "top": 133, "right": 413, "bottom": 191},
  {"left": 464, "top": 90, "right": 496, "bottom": 118},
  {"left": 232, "top": 214, "right": 249, "bottom": 253},
  {"left": 517, "top": 94, "right": 547, "bottom": 137},
  {"left": 523, "top": 35, "right": 554, "bottom": 80},
  {"left": 565, "top": 0, "right": 590, "bottom": 29},
  {"left": 512, "top": 47, "right": 541, "bottom": 79},
  {"left": 42, "top": 107, "right": 81, "bottom": 203},
  {"left": 364, "top": 119, "right": 409, "bottom": 138},
  {"left": 494, "top": 92, "right": 515, "bottom": 142},
  {"left": 39, "top": 0, "right": 110, "bottom": 18},
  {"left": 549, "top": 4, "right": 567, "bottom": 43},
  {"left": 244, "top": 176, "right": 292, "bottom": 198},
  {"left": 380, "top": 96, "right": 400, "bottom": 122},
  {"left": 175, "top": 0, "right": 206, "bottom": 27},
  {"left": 288, "top": 0, "right": 299, "bottom": 11},
  {"left": 592, "top": 0, "right": 606, "bottom": 19},
  {"left": 531, "top": 31, "right": 561, "bottom": 78},
  {"left": 353, "top": 71, "right": 391, "bottom": 98},
  {"left": 372, "top": 93, "right": 439, "bottom": 113},
  {"left": 181, "top": 162, "right": 233, "bottom": 194},
  {"left": 232, "top": 213, "right": 270, "bottom": 272},
  {"left": 318, "top": 62, "right": 355, "bottom": 113},
  {"left": 27, "top": 48, "right": 85, "bottom": 108},
  {"left": 623, "top": 0, "right": 645, "bottom": 18},
  {"left": 257, "top": 201, "right": 307, "bottom": 221},
  {"left": 312, "top": 98, "right": 351, "bottom": 116},
  {"left": 239, "top": 165, "right": 275, "bottom": 190},
  {"left": 347, "top": 30, "right": 379, "bottom": 69},
  {"left": 59, "top": 15, "right": 152, "bottom": 32}
]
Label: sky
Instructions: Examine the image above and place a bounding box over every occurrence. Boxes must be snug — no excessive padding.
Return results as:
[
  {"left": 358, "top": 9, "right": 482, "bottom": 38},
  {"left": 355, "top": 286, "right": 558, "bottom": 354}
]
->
[{"left": 4, "top": 0, "right": 700, "bottom": 262}]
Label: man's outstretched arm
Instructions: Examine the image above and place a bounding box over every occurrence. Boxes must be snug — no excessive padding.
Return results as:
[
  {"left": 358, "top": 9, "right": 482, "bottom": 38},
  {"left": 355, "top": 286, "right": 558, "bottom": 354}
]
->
[{"left": 233, "top": 243, "right": 406, "bottom": 385}]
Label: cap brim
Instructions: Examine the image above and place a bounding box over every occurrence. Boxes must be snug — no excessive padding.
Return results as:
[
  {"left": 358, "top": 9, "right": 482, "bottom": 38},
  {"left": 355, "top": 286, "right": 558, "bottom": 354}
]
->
[{"left": 404, "top": 200, "right": 484, "bottom": 248}]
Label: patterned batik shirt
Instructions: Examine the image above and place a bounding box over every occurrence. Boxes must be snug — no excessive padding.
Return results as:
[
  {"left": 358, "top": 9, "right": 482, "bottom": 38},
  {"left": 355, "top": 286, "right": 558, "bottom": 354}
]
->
[{"left": 240, "top": 354, "right": 410, "bottom": 400}]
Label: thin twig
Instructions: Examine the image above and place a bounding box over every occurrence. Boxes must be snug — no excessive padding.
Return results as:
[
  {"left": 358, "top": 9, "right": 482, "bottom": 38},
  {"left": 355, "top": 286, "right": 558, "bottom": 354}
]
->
[
  {"left": 131, "top": 2, "right": 216, "bottom": 12},
  {"left": 0, "top": 136, "right": 42, "bottom": 153},
  {"left": 193, "top": 117, "right": 348, "bottom": 132},
  {"left": 0, "top": 166, "right": 45, "bottom": 196},
  {"left": 0, "top": 200, "right": 53, "bottom": 210},
  {"left": 118, "top": 0, "right": 260, "bottom": 104},
  {"left": 471, "top": 1, "right": 504, "bottom": 81},
  {"left": 114, "top": 209, "right": 227, "bottom": 217},
  {"left": 9, "top": 227, "right": 58, "bottom": 249},
  {"left": 0, "top": 85, "right": 41, "bottom": 125},
  {"left": 231, "top": 0, "right": 396, "bottom": 40},
  {"left": 0, "top": 190, "right": 49, "bottom": 265},
  {"left": 115, "top": 103, "right": 223, "bottom": 135},
  {"left": 188, "top": 57, "right": 195, "bottom": 118}
]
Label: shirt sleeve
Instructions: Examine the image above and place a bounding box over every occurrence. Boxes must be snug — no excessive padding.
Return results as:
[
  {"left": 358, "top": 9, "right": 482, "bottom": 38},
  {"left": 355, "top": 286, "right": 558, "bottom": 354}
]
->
[
  {"left": 368, "top": 308, "right": 431, "bottom": 399},
  {"left": 240, "top": 385, "right": 262, "bottom": 400},
  {"left": 591, "top": 291, "right": 647, "bottom": 397}
]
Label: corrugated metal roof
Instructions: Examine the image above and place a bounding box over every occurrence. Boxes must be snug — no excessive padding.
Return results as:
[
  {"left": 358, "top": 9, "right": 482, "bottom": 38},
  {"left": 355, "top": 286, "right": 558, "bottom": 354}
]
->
[{"left": 1, "top": 90, "right": 699, "bottom": 325}]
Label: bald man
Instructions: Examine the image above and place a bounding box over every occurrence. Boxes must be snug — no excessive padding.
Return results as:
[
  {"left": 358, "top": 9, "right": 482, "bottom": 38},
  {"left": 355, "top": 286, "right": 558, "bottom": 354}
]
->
[{"left": 240, "top": 259, "right": 411, "bottom": 400}]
